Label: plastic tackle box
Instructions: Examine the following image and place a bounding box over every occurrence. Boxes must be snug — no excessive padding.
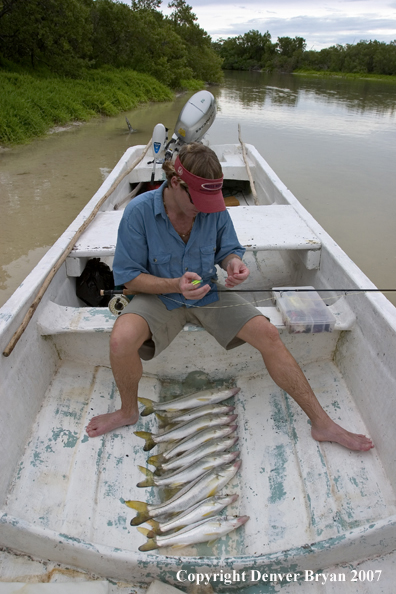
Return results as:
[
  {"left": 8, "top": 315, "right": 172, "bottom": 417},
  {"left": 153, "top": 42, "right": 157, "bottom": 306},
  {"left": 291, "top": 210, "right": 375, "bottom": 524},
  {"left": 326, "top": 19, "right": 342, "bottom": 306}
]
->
[{"left": 272, "top": 287, "right": 336, "bottom": 334}]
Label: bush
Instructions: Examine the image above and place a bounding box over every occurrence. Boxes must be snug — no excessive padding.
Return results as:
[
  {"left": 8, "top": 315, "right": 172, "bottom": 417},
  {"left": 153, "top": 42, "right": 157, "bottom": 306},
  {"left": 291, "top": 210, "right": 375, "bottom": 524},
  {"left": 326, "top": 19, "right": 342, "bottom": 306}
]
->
[{"left": 0, "top": 67, "right": 174, "bottom": 145}]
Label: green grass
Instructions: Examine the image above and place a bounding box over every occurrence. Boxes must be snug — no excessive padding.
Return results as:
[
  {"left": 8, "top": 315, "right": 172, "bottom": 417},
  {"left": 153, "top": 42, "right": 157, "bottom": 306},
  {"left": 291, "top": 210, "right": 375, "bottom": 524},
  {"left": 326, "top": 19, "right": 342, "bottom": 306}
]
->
[
  {"left": 294, "top": 69, "right": 396, "bottom": 83},
  {"left": 0, "top": 67, "right": 175, "bottom": 145},
  {"left": 179, "top": 78, "right": 206, "bottom": 91}
]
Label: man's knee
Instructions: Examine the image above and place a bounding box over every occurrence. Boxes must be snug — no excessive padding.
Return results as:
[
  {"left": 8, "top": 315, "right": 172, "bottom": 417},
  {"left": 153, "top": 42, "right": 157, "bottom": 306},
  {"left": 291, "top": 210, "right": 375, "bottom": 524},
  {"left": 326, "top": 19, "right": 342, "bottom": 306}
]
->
[
  {"left": 239, "top": 316, "right": 281, "bottom": 348},
  {"left": 110, "top": 314, "right": 151, "bottom": 356}
]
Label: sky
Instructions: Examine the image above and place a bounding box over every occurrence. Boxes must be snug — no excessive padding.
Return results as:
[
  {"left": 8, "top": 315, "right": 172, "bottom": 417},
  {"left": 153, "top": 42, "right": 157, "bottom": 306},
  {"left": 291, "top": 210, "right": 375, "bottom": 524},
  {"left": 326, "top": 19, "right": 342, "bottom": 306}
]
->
[{"left": 158, "top": 0, "right": 396, "bottom": 50}]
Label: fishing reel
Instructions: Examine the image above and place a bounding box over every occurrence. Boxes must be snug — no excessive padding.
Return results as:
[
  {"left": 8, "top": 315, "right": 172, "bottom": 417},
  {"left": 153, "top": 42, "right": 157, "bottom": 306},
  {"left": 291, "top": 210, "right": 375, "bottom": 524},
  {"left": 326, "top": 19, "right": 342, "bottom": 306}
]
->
[
  {"left": 100, "top": 290, "right": 130, "bottom": 316},
  {"left": 108, "top": 294, "right": 129, "bottom": 316}
]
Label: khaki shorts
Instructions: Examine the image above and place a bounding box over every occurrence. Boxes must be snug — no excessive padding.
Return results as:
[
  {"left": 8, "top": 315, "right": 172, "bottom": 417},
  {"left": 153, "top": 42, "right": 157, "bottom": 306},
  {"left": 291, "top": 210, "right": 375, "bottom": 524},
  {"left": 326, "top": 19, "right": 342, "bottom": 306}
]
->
[{"left": 120, "top": 290, "right": 265, "bottom": 361}]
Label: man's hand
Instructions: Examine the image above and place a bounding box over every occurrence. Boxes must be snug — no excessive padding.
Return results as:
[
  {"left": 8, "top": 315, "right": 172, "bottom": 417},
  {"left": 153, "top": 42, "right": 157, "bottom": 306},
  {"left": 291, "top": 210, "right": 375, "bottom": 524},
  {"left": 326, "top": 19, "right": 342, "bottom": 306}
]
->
[
  {"left": 224, "top": 257, "right": 250, "bottom": 288},
  {"left": 179, "top": 272, "right": 211, "bottom": 300}
]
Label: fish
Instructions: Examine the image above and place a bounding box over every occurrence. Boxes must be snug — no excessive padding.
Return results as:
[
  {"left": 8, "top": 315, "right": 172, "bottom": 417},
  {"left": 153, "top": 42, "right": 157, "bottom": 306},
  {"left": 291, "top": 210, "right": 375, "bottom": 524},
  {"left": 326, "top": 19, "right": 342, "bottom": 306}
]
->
[
  {"left": 146, "top": 494, "right": 239, "bottom": 535},
  {"left": 138, "top": 387, "right": 240, "bottom": 416},
  {"left": 137, "top": 451, "right": 240, "bottom": 488},
  {"left": 147, "top": 424, "right": 238, "bottom": 466},
  {"left": 151, "top": 435, "right": 239, "bottom": 474},
  {"left": 156, "top": 403, "right": 235, "bottom": 428},
  {"left": 138, "top": 515, "right": 249, "bottom": 551},
  {"left": 134, "top": 413, "right": 237, "bottom": 451},
  {"left": 125, "top": 460, "right": 241, "bottom": 525}
]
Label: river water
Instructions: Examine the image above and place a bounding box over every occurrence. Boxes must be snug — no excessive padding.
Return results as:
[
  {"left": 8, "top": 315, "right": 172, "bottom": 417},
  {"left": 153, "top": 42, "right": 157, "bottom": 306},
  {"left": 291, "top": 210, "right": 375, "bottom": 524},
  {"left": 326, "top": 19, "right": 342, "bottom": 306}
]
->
[{"left": 1, "top": 71, "right": 395, "bottom": 307}]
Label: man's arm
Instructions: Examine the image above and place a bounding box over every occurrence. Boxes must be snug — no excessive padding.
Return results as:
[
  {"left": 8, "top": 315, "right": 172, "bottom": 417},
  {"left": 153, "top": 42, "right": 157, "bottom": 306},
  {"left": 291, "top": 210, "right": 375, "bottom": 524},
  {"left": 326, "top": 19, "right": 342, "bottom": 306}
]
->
[
  {"left": 124, "top": 271, "right": 211, "bottom": 300},
  {"left": 221, "top": 255, "right": 250, "bottom": 288}
]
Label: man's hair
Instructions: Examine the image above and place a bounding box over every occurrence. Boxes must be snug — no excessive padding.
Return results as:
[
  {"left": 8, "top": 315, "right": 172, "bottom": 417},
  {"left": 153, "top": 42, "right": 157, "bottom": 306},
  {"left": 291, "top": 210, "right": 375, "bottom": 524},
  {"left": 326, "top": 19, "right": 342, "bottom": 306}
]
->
[{"left": 162, "top": 142, "right": 222, "bottom": 183}]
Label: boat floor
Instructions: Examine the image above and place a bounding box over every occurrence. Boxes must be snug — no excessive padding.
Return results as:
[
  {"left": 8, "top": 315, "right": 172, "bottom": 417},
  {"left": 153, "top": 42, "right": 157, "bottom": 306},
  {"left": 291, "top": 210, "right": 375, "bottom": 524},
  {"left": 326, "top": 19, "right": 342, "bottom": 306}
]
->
[{"left": 4, "top": 359, "right": 396, "bottom": 559}]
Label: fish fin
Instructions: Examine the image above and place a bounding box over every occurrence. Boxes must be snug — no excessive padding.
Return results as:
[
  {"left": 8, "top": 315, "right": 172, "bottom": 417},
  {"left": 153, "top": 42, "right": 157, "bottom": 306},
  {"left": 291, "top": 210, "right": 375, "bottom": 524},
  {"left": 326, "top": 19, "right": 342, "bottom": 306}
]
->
[
  {"left": 134, "top": 431, "right": 156, "bottom": 451},
  {"left": 138, "top": 397, "right": 154, "bottom": 416},
  {"left": 147, "top": 453, "right": 165, "bottom": 467},
  {"left": 155, "top": 412, "right": 170, "bottom": 427},
  {"left": 130, "top": 512, "right": 151, "bottom": 526},
  {"left": 136, "top": 466, "right": 155, "bottom": 488},
  {"left": 124, "top": 500, "right": 150, "bottom": 525},
  {"left": 124, "top": 500, "right": 147, "bottom": 512},
  {"left": 208, "top": 538, "right": 220, "bottom": 546},
  {"left": 139, "top": 539, "right": 158, "bottom": 552},
  {"left": 147, "top": 519, "right": 160, "bottom": 534}
]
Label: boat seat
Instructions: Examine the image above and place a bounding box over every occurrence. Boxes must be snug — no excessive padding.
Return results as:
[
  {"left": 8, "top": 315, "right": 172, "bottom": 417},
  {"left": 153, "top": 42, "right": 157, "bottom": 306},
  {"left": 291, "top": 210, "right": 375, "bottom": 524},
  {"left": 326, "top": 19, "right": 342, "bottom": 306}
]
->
[
  {"left": 65, "top": 205, "right": 322, "bottom": 276},
  {"left": 37, "top": 298, "right": 354, "bottom": 336}
]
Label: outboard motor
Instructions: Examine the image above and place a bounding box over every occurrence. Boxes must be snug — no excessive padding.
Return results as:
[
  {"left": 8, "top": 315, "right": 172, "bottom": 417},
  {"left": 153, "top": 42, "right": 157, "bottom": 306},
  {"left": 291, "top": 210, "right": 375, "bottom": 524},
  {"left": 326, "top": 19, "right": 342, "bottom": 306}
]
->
[
  {"left": 165, "top": 90, "right": 217, "bottom": 159},
  {"left": 151, "top": 123, "right": 167, "bottom": 182}
]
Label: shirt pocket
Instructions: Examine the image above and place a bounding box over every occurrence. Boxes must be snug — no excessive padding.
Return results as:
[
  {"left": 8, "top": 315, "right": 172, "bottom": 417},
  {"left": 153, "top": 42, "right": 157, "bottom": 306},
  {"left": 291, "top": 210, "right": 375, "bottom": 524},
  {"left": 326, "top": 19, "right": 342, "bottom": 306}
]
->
[
  {"left": 200, "top": 245, "right": 216, "bottom": 277},
  {"left": 149, "top": 253, "right": 172, "bottom": 277}
]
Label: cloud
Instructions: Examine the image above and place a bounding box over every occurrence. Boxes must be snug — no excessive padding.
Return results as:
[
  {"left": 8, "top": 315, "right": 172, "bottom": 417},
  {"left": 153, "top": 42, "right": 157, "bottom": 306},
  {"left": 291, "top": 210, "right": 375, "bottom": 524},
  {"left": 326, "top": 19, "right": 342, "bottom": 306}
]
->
[
  {"left": 212, "top": 14, "right": 396, "bottom": 48},
  {"left": 121, "top": 0, "right": 396, "bottom": 49}
]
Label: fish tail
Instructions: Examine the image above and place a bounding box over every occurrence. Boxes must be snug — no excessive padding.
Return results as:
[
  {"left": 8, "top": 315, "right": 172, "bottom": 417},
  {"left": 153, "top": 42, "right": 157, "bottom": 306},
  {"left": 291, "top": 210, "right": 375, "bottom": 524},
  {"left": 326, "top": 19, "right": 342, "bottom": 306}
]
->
[
  {"left": 147, "top": 453, "right": 165, "bottom": 467},
  {"left": 137, "top": 465, "right": 155, "bottom": 488},
  {"left": 155, "top": 412, "right": 169, "bottom": 426},
  {"left": 137, "top": 527, "right": 150, "bottom": 537},
  {"left": 124, "top": 500, "right": 147, "bottom": 512},
  {"left": 138, "top": 397, "right": 155, "bottom": 416},
  {"left": 139, "top": 538, "right": 158, "bottom": 552},
  {"left": 134, "top": 431, "right": 156, "bottom": 451},
  {"left": 147, "top": 519, "right": 160, "bottom": 534},
  {"left": 124, "top": 500, "right": 151, "bottom": 525}
]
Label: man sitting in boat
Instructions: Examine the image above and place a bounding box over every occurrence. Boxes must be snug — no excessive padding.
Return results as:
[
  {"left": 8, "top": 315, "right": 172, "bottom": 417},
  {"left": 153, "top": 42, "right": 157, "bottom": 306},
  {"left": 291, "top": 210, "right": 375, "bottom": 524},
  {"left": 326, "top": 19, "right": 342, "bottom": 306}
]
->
[{"left": 86, "top": 143, "right": 373, "bottom": 452}]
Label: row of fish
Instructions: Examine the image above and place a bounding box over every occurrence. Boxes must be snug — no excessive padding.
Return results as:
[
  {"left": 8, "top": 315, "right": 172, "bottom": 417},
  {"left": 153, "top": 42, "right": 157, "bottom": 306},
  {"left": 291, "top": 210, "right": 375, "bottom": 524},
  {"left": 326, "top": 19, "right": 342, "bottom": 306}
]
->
[{"left": 125, "top": 386, "right": 249, "bottom": 551}]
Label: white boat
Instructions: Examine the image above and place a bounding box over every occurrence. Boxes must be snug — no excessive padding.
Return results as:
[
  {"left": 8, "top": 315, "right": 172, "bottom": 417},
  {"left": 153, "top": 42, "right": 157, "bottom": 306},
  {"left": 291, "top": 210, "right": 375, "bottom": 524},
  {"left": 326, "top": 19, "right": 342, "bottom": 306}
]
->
[{"left": 1, "top": 92, "right": 396, "bottom": 590}]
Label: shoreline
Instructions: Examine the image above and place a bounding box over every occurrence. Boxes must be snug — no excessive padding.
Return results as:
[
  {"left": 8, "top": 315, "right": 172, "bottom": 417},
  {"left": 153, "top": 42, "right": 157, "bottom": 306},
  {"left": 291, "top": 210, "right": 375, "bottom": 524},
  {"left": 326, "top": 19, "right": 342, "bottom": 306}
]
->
[{"left": 293, "top": 69, "right": 396, "bottom": 83}]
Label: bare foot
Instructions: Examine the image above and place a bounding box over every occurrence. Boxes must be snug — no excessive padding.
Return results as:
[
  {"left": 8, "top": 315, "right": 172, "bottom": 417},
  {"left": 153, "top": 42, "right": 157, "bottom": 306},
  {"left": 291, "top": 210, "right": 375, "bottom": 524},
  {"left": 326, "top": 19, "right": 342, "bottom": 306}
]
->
[
  {"left": 86, "top": 409, "right": 139, "bottom": 438},
  {"left": 311, "top": 419, "right": 374, "bottom": 451}
]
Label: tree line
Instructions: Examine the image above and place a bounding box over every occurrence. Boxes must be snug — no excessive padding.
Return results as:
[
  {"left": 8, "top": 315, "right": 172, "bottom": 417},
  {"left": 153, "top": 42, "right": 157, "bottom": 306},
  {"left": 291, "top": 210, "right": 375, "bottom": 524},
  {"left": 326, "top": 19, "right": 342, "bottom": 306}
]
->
[
  {"left": 213, "top": 30, "right": 396, "bottom": 76},
  {"left": 0, "top": 0, "right": 223, "bottom": 87}
]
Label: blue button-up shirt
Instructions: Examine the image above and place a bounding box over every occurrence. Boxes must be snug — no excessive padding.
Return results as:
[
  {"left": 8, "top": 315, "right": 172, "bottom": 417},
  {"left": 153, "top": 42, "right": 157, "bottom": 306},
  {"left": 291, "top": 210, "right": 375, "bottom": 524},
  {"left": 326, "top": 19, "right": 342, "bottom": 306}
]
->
[{"left": 113, "top": 182, "right": 245, "bottom": 310}]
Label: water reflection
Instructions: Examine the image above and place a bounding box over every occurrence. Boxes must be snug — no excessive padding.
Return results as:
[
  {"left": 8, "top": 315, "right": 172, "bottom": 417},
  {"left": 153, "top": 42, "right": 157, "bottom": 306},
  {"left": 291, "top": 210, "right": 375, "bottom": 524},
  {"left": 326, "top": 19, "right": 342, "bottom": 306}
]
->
[
  {"left": 217, "top": 70, "right": 396, "bottom": 116},
  {"left": 212, "top": 72, "right": 396, "bottom": 140}
]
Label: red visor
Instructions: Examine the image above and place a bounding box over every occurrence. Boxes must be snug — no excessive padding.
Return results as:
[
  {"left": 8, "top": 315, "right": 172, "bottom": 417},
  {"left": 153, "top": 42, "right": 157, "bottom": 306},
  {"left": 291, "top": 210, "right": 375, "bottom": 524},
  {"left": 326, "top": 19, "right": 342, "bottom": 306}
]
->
[{"left": 174, "top": 155, "right": 225, "bottom": 213}]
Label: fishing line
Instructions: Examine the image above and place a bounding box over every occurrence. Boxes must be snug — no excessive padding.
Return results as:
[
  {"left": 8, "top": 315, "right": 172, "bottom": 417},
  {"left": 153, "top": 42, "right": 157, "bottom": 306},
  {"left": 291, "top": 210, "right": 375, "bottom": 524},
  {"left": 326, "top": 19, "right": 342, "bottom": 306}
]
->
[
  {"left": 102, "top": 288, "right": 396, "bottom": 311},
  {"left": 160, "top": 288, "right": 396, "bottom": 310}
]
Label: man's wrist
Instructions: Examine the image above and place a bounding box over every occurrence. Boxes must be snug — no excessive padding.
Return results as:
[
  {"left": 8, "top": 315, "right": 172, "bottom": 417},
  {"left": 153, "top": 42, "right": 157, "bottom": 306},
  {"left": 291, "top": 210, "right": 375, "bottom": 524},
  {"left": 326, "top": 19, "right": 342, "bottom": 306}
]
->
[{"left": 222, "top": 254, "right": 241, "bottom": 270}]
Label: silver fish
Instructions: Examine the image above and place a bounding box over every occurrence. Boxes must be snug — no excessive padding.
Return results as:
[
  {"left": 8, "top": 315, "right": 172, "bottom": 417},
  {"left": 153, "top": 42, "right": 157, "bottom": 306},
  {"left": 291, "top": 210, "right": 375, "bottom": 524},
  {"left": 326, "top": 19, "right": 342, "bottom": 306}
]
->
[
  {"left": 156, "top": 403, "right": 235, "bottom": 428},
  {"left": 134, "top": 413, "right": 237, "bottom": 451},
  {"left": 147, "top": 424, "right": 238, "bottom": 466},
  {"left": 126, "top": 460, "right": 241, "bottom": 525},
  {"left": 138, "top": 515, "right": 249, "bottom": 551},
  {"left": 137, "top": 451, "right": 240, "bottom": 488},
  {"left": 138, "top": 387, "right": 240, "bottom": 416},
  {"left": 151, "top": 435, "right": 239, "bottom": 473},
  {"left": 147, "top": 494, "right": 239, "bottom": 535}
]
